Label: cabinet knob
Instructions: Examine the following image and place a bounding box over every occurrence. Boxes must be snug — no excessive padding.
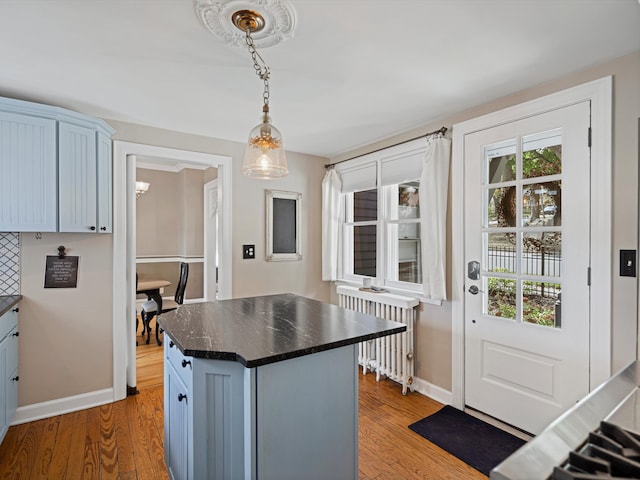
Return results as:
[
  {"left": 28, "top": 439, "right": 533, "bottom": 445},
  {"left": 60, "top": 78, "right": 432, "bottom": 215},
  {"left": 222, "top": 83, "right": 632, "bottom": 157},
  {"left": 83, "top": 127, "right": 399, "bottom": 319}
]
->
[
  {"left": 169, "top": 341, "right": 175, "bottom": 348},
  {"left": 11, "top": 376, "right": 19, "bottom": 382},
  {"left": 178, "top": 393, "right": 187, "bottom": 402},
  {"left": 89, "top": 226, "right": 96, "bottom": 231},
  {"left": 12, "top": 331, "right": 19, "bottom": 337},
  {"left": 11, "top": 308, "right": 18, "bottom": 313},
  {"left": 181, "top": 359, "right": 191, "bottom": 369},
  {"left": 100, "top": 226, "right": 107, "bottom": 231}
]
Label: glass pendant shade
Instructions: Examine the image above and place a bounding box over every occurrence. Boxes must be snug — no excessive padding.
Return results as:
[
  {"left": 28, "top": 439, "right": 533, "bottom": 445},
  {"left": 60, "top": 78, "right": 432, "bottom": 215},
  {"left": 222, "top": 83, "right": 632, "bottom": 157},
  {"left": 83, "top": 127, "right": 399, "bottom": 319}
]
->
[{"left": 241, "top": 114, "right": 288, "bottom": 179}]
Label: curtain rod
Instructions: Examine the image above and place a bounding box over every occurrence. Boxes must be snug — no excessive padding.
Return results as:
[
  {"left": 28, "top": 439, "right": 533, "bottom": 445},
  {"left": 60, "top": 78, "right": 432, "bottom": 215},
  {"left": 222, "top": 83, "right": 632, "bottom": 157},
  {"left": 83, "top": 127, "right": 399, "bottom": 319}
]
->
[{"left": 324, "top": 126, "right": 447, "bottom": 170}]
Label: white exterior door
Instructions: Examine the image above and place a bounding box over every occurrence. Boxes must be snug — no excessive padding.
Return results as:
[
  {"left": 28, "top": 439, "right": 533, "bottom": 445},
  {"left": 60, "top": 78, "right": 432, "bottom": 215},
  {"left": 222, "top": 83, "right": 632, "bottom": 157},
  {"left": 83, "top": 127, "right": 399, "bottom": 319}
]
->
[{"left": 464, "top": 101, "right": 591, "bottom": 434}]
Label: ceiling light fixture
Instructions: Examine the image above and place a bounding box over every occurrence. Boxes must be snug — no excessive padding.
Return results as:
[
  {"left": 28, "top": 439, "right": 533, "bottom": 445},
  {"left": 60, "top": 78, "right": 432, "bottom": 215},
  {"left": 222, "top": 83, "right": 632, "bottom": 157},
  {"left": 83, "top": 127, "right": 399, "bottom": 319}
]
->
[{"left": 232, "top": 9, "right": 288, "bottom": 179}]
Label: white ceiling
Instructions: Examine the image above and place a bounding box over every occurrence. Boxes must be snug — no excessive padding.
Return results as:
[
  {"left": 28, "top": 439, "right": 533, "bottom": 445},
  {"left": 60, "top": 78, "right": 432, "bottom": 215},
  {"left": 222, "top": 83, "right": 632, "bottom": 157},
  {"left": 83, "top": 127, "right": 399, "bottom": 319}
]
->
[{"left": 1, "top": 0, "right": 639, "bottom": 159}]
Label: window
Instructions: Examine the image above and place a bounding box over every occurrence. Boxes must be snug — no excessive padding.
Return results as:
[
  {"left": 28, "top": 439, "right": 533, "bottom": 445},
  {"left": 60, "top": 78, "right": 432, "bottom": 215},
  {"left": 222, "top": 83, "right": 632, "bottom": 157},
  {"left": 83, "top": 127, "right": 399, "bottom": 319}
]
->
[{"left": 338, "top": 141, "right": 426, "bottom": 293}]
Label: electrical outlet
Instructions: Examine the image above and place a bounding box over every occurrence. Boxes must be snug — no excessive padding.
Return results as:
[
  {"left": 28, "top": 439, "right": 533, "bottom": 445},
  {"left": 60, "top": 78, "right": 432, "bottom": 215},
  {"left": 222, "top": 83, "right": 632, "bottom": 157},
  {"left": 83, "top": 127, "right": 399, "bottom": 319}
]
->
[
  {"left": 243, "top": 244, "right": 255, "bottom": 259},
  {"left": 620, "top": 249, "right": 636, "bottom": 277}
]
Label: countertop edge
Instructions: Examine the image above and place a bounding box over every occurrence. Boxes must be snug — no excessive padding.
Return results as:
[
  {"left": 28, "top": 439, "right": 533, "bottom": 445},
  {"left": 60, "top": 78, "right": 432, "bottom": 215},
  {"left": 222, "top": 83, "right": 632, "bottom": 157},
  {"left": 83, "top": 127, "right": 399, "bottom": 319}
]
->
[
  {"left": 0, "top": 295, "right": 22, "bottom": 317},
  {"left": 167, "top": 324, "right": 407, "bottom": 368}
]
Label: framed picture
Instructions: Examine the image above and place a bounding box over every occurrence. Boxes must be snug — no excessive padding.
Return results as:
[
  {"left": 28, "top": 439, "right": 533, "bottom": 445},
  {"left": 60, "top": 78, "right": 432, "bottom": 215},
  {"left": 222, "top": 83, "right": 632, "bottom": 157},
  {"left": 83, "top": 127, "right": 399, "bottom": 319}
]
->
[{"left": 266, "top": 190, "right": 302, "bottom": 261}]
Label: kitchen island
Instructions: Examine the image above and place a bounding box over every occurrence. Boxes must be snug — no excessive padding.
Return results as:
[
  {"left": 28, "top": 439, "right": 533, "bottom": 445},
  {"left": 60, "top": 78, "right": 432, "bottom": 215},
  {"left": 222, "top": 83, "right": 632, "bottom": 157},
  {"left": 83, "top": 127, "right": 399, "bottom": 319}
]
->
[{"left": 158, "top": 293, "right": 406, "bottom": 480}]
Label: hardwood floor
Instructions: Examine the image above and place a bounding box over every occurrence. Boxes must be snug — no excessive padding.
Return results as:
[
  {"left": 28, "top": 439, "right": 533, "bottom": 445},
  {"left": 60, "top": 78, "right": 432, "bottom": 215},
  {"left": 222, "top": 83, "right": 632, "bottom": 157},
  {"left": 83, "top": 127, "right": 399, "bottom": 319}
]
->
[{"left": 0, "top": 334, "right": 487, "bottom": 479}]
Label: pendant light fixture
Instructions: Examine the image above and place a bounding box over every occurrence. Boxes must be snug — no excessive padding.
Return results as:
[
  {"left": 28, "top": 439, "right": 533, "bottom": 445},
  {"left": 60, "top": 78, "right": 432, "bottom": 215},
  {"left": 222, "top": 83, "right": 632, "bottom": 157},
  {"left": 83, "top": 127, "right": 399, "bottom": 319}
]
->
[{"left": 232, "top": 9, "right": 288, "bottom": 179}]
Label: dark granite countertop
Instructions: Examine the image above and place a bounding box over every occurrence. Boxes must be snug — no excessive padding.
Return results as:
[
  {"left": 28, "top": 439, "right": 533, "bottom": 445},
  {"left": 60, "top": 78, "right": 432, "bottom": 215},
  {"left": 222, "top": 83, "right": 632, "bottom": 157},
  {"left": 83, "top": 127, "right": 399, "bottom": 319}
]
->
[
  {"left": 0, "top": 295, "right": 21, "bottom": 317},
  {"left": 158, "top": 293, "right": 407, "bottom": 368}
]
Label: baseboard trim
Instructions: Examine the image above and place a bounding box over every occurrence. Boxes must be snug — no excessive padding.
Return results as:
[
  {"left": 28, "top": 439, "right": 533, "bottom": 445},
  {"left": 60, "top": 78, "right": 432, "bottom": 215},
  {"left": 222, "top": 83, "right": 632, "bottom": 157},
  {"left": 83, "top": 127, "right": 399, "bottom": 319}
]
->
[
  {"left": 11, "top": 379, "right": 449, "bottom": 425},
  {"left": 412, "top": 376, "right": 452, "bottom": 406},
  {"left": 12, "top": 388, "right": 114, "bottom": 425}
]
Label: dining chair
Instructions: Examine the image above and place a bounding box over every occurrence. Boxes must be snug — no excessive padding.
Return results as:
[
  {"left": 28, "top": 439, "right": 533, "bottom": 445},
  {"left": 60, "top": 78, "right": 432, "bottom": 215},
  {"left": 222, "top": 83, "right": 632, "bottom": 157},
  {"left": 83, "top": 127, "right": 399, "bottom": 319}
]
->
[{"left": 140, "top": 262, "right": 189, "bottom": 346}]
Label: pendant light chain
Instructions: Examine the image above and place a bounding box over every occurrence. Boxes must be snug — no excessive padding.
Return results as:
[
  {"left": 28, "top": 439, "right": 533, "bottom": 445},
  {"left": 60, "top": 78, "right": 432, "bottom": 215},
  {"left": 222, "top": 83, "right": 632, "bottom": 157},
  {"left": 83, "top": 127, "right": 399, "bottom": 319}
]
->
[{"left": 244, "top": 30, "right": 270, "bottom": 108}]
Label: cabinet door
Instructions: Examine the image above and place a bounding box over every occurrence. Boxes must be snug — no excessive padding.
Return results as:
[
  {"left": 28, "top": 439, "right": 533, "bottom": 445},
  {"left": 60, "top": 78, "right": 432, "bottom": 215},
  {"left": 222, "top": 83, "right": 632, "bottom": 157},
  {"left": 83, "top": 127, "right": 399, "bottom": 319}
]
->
[
  {"left": 58, "top": 122, "right": 97, "bottom": 232},
  {"left": 0, "top": 111, "right": 57, "bottom": 232},
  {"left": 97, "top": 132, "right": 112, "bottom": 233},
  {"left": 5, "top": 327, "right": 18, "bottom": 425},
  {"left": 0, "top": 337, "right": 7, "bottom": 443},
  {"left": 165, "top": 363, "right": 189, "bottom": 480}
]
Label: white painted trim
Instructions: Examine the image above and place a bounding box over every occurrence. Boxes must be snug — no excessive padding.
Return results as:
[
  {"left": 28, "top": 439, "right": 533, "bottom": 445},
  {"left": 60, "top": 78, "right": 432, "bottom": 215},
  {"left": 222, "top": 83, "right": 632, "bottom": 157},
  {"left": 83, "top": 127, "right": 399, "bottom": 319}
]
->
[
  {"left": 411, "top": 376, "right": 452, "bottom": 406},
  {"left": 13, "top": 388, "right": 113, "bottom": 425},
  {"left": 204, "top": 179, "right": 219, "bottom": 302},
  {"left": 112, "top": 141, "right": 233, "bottom": 401},
  {"left": 336, "top": 285, "right": 419, "bottom": 309},
  {"left": 334, "top": 280, "right": 440, "bottom": 305},
  {"left": 451, "top": 126, "right": 466, "bottom": 409},
  {"left": 451, "top": 76, "right": 613, "bottom": 410},
  {"left": 136, "top": 256, "right": 205, "bottom": 263},
  {"left": 136, "top": 160, "right": 209, "bottom": 172}
]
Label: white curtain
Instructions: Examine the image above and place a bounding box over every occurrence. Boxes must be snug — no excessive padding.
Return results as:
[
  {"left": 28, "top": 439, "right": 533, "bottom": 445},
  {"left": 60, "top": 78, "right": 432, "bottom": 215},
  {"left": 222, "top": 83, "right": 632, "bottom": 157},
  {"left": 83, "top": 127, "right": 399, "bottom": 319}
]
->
[
  {"left": 419, "top": 136, "right": 452, "bottom": 301},
  {"left": 322, "top": 168, "right": 342, "bottom": 281}
]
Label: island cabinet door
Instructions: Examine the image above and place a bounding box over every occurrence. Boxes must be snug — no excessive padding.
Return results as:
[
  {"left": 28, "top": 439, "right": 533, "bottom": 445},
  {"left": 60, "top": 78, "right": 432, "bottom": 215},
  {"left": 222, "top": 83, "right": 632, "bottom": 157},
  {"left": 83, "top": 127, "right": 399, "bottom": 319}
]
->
[
  {"left": 165, "top": 362, "right": 189, "bottom": 480},
  {"left": 190, "top": 358, "right": 248, "bottom": 480}
]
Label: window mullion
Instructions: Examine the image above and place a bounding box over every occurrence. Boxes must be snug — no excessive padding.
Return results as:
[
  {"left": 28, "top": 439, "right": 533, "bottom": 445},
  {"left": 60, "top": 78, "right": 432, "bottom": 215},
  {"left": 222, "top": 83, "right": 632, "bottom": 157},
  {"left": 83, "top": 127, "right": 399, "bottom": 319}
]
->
[{"left": 378, "top": 180, "right": 387, "bottom": 286}]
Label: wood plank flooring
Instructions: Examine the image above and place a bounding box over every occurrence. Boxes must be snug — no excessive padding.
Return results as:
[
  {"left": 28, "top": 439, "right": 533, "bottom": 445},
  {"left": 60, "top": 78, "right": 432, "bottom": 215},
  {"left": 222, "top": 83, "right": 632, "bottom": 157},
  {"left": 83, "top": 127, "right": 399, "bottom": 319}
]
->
[{"left": 0, "top": 332, "right": 487, "bottom": 479}]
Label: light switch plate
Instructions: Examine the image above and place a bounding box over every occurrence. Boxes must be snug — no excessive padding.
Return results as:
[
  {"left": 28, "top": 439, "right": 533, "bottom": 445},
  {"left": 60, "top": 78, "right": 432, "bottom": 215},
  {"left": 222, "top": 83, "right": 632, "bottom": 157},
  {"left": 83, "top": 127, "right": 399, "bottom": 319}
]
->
[
  {"left": 620, "top": 249, "right": 636, "bottom": 277},
  {"left": 243, "top": 244, "right": 255, "bottom": 259}
]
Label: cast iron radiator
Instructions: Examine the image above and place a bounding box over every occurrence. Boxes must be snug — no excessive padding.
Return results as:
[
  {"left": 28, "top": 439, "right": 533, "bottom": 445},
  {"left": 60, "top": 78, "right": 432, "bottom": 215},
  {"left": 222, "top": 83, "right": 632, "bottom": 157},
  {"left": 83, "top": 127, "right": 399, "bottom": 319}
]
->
[{"left": 337, "top": 285, "right": 419, "bottom": 395}]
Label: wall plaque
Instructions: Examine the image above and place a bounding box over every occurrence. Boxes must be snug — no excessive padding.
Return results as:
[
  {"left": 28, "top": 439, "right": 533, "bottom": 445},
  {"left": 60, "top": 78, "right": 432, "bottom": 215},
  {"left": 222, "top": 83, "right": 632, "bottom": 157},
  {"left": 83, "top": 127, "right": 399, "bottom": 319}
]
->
[{"left": 44, "top": 255, "right": 79, "bottom": 288}]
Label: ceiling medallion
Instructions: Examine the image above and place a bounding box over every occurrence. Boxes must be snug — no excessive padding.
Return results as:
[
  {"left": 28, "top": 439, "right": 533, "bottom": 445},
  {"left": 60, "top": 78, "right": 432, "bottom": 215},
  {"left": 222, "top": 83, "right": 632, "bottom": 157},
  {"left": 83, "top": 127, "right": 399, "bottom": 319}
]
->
[{"left": 194, "top": 0, "right": 296, "bottom": 49}]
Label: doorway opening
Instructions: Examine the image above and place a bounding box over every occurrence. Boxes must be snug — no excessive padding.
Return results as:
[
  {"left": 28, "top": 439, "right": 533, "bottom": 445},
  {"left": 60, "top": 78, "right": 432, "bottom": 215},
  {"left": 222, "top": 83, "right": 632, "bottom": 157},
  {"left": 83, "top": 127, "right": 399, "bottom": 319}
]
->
[
  {"left": 112, "top": 141, "right": 233, "bottom": 400},
  {"left": 134, "top": 159, "right": 219, "bottom": 388}
]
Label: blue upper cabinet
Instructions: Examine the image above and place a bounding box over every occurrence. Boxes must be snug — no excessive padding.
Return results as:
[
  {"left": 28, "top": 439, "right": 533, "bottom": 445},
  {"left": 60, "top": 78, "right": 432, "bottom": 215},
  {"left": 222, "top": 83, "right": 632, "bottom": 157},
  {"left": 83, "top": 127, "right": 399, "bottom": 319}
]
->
[
  {"left": 0, "top": 97, "right": 114, "bottom": 233},
  {"left": 59, "top": 122, "right": 98, "bottom": 232},
  {"left": 0, "top": 111, "right": 57, "bottom": 232}
]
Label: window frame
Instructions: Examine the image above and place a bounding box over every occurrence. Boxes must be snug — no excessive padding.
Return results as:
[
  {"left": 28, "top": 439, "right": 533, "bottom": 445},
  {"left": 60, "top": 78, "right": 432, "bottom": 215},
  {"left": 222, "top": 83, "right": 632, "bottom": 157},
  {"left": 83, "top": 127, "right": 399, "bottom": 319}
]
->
[{"left": 336, "top": 139, "right": 428, "bottom": 294}]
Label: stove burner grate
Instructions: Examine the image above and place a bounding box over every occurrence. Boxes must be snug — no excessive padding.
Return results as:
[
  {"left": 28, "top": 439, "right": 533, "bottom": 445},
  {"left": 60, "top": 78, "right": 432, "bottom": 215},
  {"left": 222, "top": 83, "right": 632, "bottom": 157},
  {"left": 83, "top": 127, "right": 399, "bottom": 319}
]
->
[{"left": 551, "top": 421, "right": 640, "bottom": 479}]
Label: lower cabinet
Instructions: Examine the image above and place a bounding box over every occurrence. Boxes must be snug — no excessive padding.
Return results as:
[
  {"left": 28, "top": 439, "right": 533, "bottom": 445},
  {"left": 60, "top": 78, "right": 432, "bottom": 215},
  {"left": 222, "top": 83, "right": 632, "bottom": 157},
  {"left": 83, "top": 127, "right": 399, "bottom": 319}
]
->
[
  {"left": 163, "top": 334, "right": 358, "bottom": 480},
  {"left": 0, "top": 308, "right": 19, "bottom": 445},
  {"left": 165, "top": 361, "right": 189, "bottom": 480}
]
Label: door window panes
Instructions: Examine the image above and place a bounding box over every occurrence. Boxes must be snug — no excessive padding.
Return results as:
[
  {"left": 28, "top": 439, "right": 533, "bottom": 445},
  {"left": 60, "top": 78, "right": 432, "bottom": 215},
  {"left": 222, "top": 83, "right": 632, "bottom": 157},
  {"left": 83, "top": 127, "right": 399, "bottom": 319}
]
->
[
  {"left": 486, "top": 187, "right": 516, "bottom": 227},
  {"left": 486, "top": 276, "right": 516, "bottom": 320},
  {"left": 522, "top": 281, "right": 561, "bottom": 327},
  {"left": 485, "top": 232, "right": 516, "bottom": 274},
  {"left": 482, "top": 131, "right": 564, "bottom": 328},
  {"left": 522, "top": 129, "right": 562, "bottom": 180},
  {"left": 485, "top": 142, "right": 516, "bottom": 184},
  {"left": 522, "top": 233, "right": 562, "bottom": 278},
  {"left": 522, "top": 182, "right": 562, "bottom": 227}
]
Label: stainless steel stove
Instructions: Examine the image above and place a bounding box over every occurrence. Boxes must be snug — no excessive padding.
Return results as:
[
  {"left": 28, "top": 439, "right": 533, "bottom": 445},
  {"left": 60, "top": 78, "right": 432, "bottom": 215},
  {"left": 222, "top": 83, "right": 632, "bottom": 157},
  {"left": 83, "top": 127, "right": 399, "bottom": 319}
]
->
[{"left": 491, "top": 361, "right": 640, "bottom": 480}]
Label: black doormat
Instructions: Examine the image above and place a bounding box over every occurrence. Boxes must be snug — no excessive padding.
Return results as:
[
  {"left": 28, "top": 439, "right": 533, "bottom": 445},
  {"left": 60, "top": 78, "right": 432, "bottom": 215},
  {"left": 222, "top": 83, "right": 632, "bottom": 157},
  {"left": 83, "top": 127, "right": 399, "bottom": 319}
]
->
[{"left": 408, "top": 406, "right": 527, "bottom": 476}]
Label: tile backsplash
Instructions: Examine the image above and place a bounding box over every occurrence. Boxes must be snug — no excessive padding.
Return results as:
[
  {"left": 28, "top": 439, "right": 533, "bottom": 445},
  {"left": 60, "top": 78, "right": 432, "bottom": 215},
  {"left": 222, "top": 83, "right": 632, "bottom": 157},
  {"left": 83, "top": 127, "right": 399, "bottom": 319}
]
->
[{"left": 0, "top": 233, "right": 20, "bottom": 295}]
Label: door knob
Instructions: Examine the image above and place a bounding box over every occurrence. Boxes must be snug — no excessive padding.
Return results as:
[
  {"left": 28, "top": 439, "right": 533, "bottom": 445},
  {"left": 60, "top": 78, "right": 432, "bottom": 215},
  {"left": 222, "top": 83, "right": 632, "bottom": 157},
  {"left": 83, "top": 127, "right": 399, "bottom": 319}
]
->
[{"left": 468, "top": 285, "right": 484, "bottom": 295}]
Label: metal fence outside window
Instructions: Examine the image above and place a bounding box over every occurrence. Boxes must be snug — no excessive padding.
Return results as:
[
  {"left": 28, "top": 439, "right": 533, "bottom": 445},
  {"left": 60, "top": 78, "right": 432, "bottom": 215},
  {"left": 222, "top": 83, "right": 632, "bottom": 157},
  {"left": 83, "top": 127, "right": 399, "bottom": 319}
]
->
[{"left": 487, "top": 245, "right": 561, "bottom": 296}]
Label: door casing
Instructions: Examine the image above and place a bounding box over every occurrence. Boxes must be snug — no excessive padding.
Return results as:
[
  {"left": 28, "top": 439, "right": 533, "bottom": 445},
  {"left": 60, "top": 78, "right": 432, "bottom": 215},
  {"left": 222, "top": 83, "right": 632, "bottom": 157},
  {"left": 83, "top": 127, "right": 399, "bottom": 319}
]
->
[
  {"left": 451, "top": 76, "right": 613, "bottom": 410},
  {"left": 112, "top": 141, "right": 233, "bottom": 401}
]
